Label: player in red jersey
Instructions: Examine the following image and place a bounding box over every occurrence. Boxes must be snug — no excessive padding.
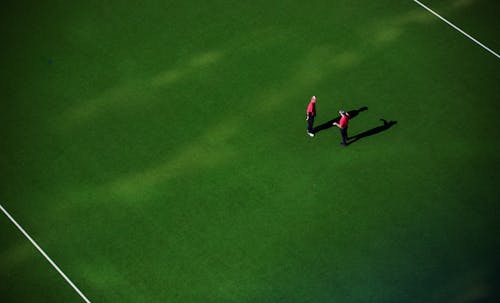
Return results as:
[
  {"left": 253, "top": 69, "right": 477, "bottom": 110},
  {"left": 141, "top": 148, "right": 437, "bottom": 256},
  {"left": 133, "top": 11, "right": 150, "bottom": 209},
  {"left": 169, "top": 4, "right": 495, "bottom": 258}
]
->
[
  {"left": 306, "top": 96, "right": 317, "bottom": 137},
  {"left": 333, "top": 110, "right": 350, "bottom": 146}
]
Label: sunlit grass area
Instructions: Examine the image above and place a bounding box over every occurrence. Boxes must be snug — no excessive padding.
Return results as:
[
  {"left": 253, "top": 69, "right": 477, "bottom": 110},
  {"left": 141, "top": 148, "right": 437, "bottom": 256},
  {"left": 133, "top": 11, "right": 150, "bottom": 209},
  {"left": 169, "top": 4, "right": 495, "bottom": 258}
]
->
[{"left": 1, "top": 0, "right": 499, "bottom": 302}]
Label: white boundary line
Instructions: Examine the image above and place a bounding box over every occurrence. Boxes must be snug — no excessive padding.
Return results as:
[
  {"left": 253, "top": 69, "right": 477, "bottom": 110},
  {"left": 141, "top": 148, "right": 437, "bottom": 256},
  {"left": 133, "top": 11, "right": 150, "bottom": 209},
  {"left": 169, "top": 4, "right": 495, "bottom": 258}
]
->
[
  {"left": 0, "top": 203, "right": 92, "bottom": 303},
  {"left": 413, "top": 0, "right": 500, "bottom": 59}
]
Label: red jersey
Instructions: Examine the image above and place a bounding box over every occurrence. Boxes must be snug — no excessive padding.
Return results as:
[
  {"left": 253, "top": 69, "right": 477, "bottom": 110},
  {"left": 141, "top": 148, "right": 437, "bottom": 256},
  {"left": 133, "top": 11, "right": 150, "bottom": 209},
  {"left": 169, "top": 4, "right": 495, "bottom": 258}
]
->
[
  {"left": 339, "top": 115, "right": 349, "bottom": 128},
  {"left": 307, "top": 101, "right": 316, "bottom": 116}
]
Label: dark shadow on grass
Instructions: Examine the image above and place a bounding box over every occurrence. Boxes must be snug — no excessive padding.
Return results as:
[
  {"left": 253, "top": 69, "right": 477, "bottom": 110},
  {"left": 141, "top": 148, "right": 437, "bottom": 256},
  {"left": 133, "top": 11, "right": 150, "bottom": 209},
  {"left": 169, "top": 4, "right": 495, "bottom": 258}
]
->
[
  {"left": 347, "top": 119, "right": 397, "bottom": 145},
  {"left": 313, "top": 106, "right": 368, "bottom": 134}
]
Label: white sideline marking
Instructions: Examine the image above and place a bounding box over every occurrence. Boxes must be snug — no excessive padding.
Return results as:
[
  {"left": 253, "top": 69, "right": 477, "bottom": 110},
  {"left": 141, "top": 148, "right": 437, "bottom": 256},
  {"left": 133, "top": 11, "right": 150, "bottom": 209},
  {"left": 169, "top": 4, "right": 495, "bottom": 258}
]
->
[
  {"left": 0, "top": 203, "right": 91, "bottom": 303},
  {"left": 413, "top": 0, "right": 500, "bottom": 59}
]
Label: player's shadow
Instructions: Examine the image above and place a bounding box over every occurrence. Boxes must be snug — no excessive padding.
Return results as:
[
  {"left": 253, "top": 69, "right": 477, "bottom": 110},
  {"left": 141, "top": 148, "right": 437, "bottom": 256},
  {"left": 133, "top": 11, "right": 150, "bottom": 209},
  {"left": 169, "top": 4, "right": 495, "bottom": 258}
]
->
[
  {"left": 313, "top": 106, "right": 368, "bottom": 134},
  {"left": 347, "top": 119, "right": 397, "bottom": 145}
]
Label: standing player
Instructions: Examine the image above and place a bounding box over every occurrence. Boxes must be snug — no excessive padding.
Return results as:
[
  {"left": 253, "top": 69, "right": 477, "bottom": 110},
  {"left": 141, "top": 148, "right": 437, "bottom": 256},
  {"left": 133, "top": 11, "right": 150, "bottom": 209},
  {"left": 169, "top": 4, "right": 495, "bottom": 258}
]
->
[
  {"left": 333, "top": 110, "right": 350, "bottom": 146},
  {"left": 306, "top": 96, "right": 317, "bottom": 137}
]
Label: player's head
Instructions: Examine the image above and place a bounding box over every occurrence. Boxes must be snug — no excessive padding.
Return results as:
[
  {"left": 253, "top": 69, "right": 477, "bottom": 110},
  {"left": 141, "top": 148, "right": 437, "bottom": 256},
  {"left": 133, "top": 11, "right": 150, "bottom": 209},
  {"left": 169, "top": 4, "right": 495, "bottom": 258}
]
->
[{"left": 311, "top": 96, "right": 316, "bottom": 102}]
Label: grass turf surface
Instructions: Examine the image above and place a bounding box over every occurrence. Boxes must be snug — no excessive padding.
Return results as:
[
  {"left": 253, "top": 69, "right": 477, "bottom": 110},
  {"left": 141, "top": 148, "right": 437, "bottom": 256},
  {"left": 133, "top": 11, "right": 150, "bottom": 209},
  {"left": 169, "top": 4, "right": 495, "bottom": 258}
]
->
[{"left": 1, "top": 0, "right": 500, "bottom": 302}]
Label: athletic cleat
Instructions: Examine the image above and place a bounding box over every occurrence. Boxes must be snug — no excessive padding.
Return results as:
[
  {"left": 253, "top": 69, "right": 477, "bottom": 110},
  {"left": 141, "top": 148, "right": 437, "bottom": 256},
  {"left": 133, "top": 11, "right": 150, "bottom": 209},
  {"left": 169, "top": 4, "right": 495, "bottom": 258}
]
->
[{"left": 308, "top": 132, "right": 315, "bottom": 137}]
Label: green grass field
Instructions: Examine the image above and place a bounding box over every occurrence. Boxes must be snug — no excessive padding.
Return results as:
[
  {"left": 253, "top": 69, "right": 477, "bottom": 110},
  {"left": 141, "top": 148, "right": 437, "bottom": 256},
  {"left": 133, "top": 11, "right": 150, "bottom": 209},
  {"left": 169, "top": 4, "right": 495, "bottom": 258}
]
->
[{"left": 1, "top": 0, "right": 499, "bottom": 302}]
